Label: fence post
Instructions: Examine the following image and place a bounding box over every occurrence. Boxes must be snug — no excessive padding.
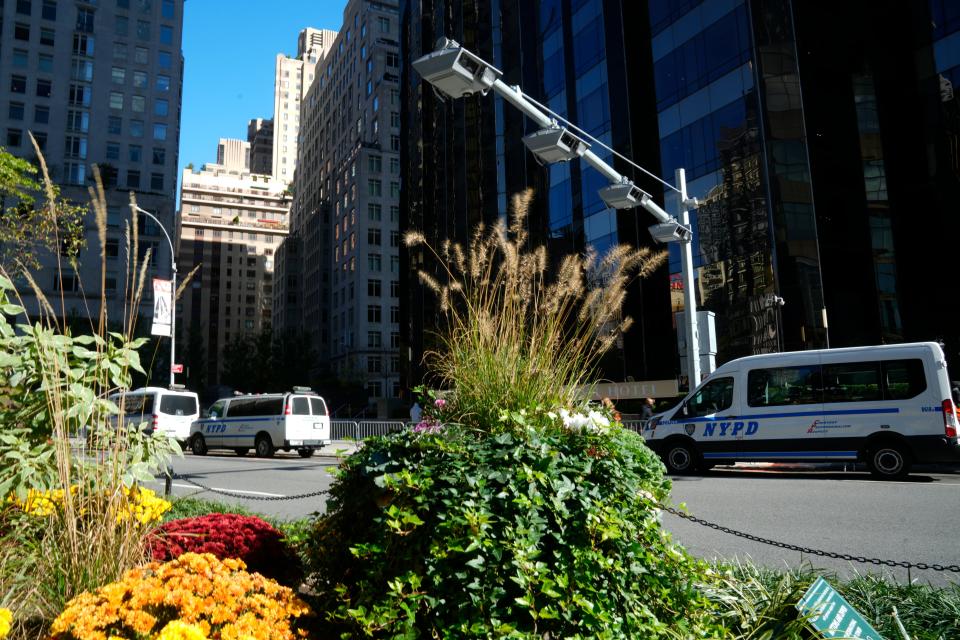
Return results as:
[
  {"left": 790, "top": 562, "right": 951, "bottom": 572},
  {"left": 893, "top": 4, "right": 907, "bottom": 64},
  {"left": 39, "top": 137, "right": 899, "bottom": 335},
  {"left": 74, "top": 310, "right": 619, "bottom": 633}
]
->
[{"left": 164, "top": 463, "right": 173, "bottom": 497}]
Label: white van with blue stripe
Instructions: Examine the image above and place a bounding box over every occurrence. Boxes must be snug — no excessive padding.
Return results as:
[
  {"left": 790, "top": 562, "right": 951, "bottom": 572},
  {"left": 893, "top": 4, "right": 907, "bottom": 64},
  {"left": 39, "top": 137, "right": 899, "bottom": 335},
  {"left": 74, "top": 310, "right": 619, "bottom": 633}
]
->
[
  {"left": 188, "top": 387, "right": 331, "bottom": 458},
  {"left": 645, "top": 342, "right": 960, "bottom": 478}
]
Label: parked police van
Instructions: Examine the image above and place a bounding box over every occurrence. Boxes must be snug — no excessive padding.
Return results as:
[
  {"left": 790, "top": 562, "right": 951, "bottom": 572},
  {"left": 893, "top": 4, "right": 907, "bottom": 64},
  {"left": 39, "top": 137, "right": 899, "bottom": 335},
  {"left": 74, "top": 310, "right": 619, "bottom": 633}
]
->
[
  {"left": 108, "top": 386, "right": 200, "bottom": 445},
  {"left": 189, "top": 387, "right": 331, "bottom": 458},
  {"left": 645, "top": 342, "right": 960, "bottom": 478}
]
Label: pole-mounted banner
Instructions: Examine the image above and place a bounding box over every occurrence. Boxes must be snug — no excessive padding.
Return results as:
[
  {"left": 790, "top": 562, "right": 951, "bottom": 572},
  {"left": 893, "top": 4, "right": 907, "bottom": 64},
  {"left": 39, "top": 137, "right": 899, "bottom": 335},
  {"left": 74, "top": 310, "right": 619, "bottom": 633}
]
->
[{"left": 151, "top": 278, "right": 172, "bottom": 337}]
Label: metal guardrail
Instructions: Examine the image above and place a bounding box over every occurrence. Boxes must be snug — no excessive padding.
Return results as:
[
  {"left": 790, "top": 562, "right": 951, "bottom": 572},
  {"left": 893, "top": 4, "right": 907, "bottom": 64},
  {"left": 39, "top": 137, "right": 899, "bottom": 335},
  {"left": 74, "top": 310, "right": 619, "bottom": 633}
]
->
[
  {"left": 621, "top": 419, "right": 649, "bottom": 434},
  {"left": 330, "top": 420, "right": 408, "bottom": 440}
]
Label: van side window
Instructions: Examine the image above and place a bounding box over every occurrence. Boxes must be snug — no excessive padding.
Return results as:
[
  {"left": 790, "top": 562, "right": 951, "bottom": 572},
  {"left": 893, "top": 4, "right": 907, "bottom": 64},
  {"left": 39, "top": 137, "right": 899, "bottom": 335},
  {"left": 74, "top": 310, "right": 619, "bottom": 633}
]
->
[
  {"left": 685, "top": 377, "right": 734, "bottom": 418},
  {"left": 822, "top": 362, "right": 881, "bottom": 403},
  {"left": 255, "top": 398, "right": 284, "bottom": 416},
  {"left": 124, "top": 395, "right": 151, "bottom": 416},
  {"left": 883, "top": 359, "right": 927, "bottom": 399},
  {"left": 291, "top": 397, "right": 310, "bottom": 415},
  {"left": 747, "top": 366, "right": 821, "bottom": 407},
  {"left": 160, "top": 394, "right": 198, "bottom": 416},
  {"left": 228, "top": 398, "right": 255, "bottom": 417},
  {"left": 309, "top": 397, "right": 327, "bottom": 416},
  {"left": 207, "top": 401, "right": 225, "bottom": 418}
]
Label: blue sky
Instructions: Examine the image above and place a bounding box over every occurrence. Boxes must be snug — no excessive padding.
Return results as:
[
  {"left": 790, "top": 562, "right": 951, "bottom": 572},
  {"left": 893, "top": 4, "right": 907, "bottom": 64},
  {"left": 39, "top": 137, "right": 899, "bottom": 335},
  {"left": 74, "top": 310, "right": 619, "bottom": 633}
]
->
[{"left": 177, "top": 1, "right": 346, "bottom": 174}]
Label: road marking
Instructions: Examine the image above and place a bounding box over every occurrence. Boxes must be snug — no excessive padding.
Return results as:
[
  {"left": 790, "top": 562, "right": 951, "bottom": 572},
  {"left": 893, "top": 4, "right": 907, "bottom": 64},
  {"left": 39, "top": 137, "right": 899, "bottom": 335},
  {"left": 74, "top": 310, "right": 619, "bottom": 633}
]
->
[{"left": 150, "top": 481, "right": 285, "bottom": 497}]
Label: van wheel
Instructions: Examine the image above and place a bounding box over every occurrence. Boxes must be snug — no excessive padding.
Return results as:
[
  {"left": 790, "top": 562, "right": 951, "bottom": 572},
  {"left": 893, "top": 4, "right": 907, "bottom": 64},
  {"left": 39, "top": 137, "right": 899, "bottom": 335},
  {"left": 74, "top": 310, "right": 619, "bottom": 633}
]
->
[
  {"left": 234, "top": 448, "right": 249, "bottom": 457},
  {"left": 190, "top": 434, "right": 207, "bottom": 456},
  {"left": 867, "top": 443, "right": 911, "bottom": 479},
  {"left": 663, "top": 442, "right": 698, "bottom": 475},
  {"left": 298, "top": 448, "right": 314, "bottom": 458},
  {"left": 255, "top": 435, "right": 275, "bottom": 458}
]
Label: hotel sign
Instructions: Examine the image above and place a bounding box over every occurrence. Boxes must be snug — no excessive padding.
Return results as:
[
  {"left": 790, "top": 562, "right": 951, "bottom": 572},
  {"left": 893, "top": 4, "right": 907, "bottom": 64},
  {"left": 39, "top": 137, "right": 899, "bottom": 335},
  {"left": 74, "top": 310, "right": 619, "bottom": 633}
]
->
[{"left": 582, "top": 380, "right": 680, "bottom": 400}]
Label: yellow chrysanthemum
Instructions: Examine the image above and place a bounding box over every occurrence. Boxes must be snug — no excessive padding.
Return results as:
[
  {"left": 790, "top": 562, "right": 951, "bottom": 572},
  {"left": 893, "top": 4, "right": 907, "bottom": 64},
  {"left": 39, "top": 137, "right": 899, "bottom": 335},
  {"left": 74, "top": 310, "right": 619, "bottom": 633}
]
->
[
  {"left": 0, "top": 607, "right": 12, "bottom": 639},
  {"left": 155, "top": 620, "right": 208, "bottom": 640}
]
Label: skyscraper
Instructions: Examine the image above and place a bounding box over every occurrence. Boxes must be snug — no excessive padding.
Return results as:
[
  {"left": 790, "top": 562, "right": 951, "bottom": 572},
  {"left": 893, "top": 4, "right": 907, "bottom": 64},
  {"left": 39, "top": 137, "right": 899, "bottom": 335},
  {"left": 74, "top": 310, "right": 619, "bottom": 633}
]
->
[
  {"left": 272, "top": 27, "right": 337, "bottom": 182},
  {"left": 247, "top": 117, "right": 273, "bottom": 175},
  {"left": 286, "top": 0, "right": 403, "bottom": 405},
  {"left": 0, "top": 0, "right": 185, "bottom": 331},
  {"left": 176, "top": 139, "right": 288, "bottom": 387}
]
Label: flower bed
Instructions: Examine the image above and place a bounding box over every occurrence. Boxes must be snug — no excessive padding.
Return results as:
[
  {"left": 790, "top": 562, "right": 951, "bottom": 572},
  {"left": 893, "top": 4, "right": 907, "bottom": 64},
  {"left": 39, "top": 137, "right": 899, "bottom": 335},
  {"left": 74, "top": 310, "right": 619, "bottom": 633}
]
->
[
  {"left": 150, "top": 513, "right": 300, "bottom": 584},
  {"left": 6, "top": 485, "right": 170, "bottom": 523},
  {"left": 50, "top": 552, "right": 310, "bottom": 640}
]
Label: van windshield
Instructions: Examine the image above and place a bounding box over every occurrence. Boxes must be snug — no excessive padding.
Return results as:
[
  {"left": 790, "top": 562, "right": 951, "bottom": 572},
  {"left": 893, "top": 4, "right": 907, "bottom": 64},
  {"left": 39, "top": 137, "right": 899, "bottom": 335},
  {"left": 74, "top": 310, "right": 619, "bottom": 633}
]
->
[{"left": 159, "top": 395, "right": 198, "bottom": 416}]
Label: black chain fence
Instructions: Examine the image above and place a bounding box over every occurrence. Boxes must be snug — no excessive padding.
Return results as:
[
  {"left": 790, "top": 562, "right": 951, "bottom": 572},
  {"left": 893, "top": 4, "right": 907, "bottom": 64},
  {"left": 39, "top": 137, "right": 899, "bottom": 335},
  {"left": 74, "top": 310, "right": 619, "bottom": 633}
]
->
[
  {"left": 167, "top": 472, "right": 329, "bottom": 502},
  {"left": 659, "top": 501, "right": 960, "bottom": 573}
]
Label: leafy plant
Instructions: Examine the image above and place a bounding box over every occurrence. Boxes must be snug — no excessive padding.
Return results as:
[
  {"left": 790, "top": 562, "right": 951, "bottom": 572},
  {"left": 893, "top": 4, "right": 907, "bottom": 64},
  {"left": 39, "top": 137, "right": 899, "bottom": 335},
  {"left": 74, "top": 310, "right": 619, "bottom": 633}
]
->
[
  {"left": 404, "top": 188, "right": 666, "bottom": 431},
  {"left": 49, "top": 553, "right": 311, "bottom": 640},
  {"left": 150, "top": 513, "right": 301, "bottom": 584},
  {"left": 305, "top": 423, "right": 723, "bottom": 638}
]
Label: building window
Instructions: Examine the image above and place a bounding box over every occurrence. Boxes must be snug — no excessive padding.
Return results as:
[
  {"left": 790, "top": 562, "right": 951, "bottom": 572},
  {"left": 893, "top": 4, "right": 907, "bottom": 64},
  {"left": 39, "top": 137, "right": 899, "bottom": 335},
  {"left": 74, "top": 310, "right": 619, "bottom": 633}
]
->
[
  {"left": 41, "top": 0, "right": 56, "bottom": 20},
  {"left": 366, "top": 381, "right": 382, "bottom": 398},
  {"left": 390, "top": 305, "right": 399, "bottom": 323},
  {"left": 73, "top": 33, "right": 94, "bottom": 56},
  {"left": 368, "top": 155, "right": 381, "bottom": 172},
  {"left": 130, "top": 119, "right": 144, "bottom": 137},
  {"left": 65, "top": 162, "right": 86, "bottom": 185},
  {"left": 107, "top": 115, "right": 122, "bottom": 134},
  {"left": 38, "top": 53, "right": 54, "bottom": 72},
  {"left": 109, "top": 92, "right": 124, "bottom": 110},
  {"left": 40, "top": 28, "right": 55, "bottom": 46},
  {"left": 368, "top": 279, "right": 381, "bottom": 297},
  {"left": 10, "top": 76, "right": 26, "bottom": 94},
  {"left": 161, "top": 0, "right": 174, "bottom": 18},
  {"left": 31, "top": 132, "right": 46, "bottom": 152},
  {"left": 152, "top": 147, "right": 165, "bottom": 164},
  {"left": 367, "top": 305, "right": 381, "bottom": 323},
  {"left": 69, "top": 84, "right": 91, "bottom": 106},
  {"left": 368, "top": 203, "right": 382, "bottom": 221},
  {"left": 368, "top": 228, "right": 381, "bottom": 245},
  {"left": 153, "top": 123, "right": 167, "bottom": 140},
  {"left": 391, "top": 135, "right": 400, "bottom": 152},
  {"left": 390, "top": 181, "right": 400, "bottom": 198},
  {"left": 133, "top": 70, "right": 147, "bottom": 88},
  {"left": 368, "top": 253, "right": 381, "bottom": 272},
  {"left": 158, "top": 51, "right": 172, "bottom": 68},
  {"left": 18, "top": 0, "right": 32, "bottom": 15},
  {"left": 112, "top": 67, "right": 126, "bottom": 84},
  {"left": 136, "top": 20, "right": 150, "bottom": 40},
  {"left": 34, "top": 105, "right": 49, "bottom": 123},
  {"left": 129, "top": 144, "right": 141, "bottom": 161},
  {"left": 390, "top": 230, "right": 400, "bottom": 248},
  {"left": 135, "top": 47, "right": 148, "bottom": 64},
  {"left": 159, "top": 24, "right": 172, "bottom": 45},
  {"left": 6, "top": 129, "right": 23, "bottom": 148},
  {"left": 390, "top": 157, "right": 400, "bottom": 174},
  {"left": 390, "top": 255, "right": 399, "bottom": 274},
  {"left": 8, "top": 103, "right": 25, "bottom": 121},
  {"left": 368, "top": 179, "right": 381, "bottom": 196},
  {"left": 156, "top": 74, "right": 170, "bottom": 91},
  {"left": 71, "top": 59, "right": 94, "bottom": 82},
  {"left": 12, "top": 50, "right": 28, "bottom": 68},
  {"left": 65, "top": 135, "right": 87, "bottom": 159},
  {"left": 386, "top": 52, "right": 399, "bottom": 67},
  {"left": 367, "top": 331, "right": 381, "bottom": 348},
  {"left": 127, "top": 170, "right": 140, "bottom": 188},
  {"left": 76, "top": 8, "right": 95, "bottom": 33},
  {"left": 106, "top": 143, "right": 120, "bottom": 160},
  {"left": 391, "top": 111, "right": 400, "bottom": 128},
  {"left": 113, "top": 43, "right": 128, "bottom": 60},
  {"left": 15, "top": 23, "right": 30, "bottom": 41},
  {"left": 131, "top": 95, "right": 145, "bottom": 112},
  {"left": 367, "top": 356, "right": 382, "bottom": 373},
  {"left": 154, "top": 99, "right": 168, "bottom": 116},
  {"left": 150, "top": 173, "right": 163, "bottom": 190},
  {"left": 115, "top": 15, "right": 128, "bottom": 35},
  {"left": 378, "top": 16, "right": 389, "bottom": 32},
  {"left": 390, "top": 205, "right": 399, "bottom": 222}
]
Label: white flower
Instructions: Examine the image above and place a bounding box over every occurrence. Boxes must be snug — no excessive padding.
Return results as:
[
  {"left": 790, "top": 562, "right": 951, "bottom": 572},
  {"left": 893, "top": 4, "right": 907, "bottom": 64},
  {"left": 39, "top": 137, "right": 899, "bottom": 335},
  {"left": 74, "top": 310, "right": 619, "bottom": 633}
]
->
[{"left": 587, "top": 410, "right": 610, "bottom": 431}]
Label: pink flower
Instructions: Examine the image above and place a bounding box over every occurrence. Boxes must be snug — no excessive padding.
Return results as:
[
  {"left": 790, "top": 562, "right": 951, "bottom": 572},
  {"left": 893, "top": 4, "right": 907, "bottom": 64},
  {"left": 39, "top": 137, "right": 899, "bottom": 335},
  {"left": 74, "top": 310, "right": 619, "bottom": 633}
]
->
[{"left": 434, "top": 398, "right": 447, "bottom": 409}]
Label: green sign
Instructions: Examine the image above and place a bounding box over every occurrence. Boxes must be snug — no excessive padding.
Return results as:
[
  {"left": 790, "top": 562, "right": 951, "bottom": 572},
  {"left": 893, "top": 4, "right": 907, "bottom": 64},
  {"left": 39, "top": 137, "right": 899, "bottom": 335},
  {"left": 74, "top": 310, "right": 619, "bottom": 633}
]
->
[{"left": 797, "top": 577, "right": 884, "bottom": 639}]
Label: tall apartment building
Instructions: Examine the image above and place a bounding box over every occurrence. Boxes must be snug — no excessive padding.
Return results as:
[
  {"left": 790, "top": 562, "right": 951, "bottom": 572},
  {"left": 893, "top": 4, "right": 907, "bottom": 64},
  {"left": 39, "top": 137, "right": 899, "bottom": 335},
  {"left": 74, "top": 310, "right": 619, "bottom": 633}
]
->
[
  {"left": 282, "top": 0, "right": 402, "bottom": 403},
  {"left": 272, "top": 27, "right": 337, "bottom": 182},
  {"left": 177, "top": 139, "right": 289, "bottom": 386},
  {"left": 247, "top": 117, "right": 272, "bottom": 175},
  {"left": 0, "top": 0, "right": 184, "bottom": 334}
]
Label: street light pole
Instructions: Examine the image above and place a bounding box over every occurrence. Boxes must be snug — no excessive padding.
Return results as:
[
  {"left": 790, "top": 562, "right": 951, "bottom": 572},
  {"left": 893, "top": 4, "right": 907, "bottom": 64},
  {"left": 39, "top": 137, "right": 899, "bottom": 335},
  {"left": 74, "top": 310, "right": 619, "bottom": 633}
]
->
[
  {"left": 413, "top": 39, "right": 705, "bottom": 386},
  {"left": 133, "top": 205, "right": 177, "bottom": 386}
]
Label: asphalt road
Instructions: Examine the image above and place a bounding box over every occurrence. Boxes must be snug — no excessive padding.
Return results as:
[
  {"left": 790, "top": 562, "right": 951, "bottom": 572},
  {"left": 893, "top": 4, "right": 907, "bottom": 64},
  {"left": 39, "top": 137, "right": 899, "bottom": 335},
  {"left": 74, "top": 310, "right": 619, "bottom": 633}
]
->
[{"left": 148, "top": 450, "right": 960, "bottom": 586}]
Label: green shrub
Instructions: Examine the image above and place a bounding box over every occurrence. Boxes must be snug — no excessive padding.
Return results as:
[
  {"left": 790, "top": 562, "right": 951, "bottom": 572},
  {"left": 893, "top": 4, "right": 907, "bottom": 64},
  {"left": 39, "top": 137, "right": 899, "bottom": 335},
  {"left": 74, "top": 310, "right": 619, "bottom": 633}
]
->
[{"left": 305, "top": 420, "right": 720, "bottom": 638}]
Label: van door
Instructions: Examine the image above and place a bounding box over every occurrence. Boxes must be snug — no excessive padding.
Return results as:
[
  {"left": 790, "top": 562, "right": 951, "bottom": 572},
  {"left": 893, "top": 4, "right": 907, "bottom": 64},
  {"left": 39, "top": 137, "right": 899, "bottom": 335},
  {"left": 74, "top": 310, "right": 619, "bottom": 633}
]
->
[
  {"left": 310, "top": 397, "right": 331, "bottom": 441},
  {"left": 286, "top": 395, "right": 313, "bottom": 445},
  {"left": 739, "top": 356, "right": 828, "bottom": 461},
  {"left": 819, "top": 358, "right": 885, "bottom": 452},
  {"left": 157, "top": 392, "right": 199, "bottom": 441},
  {"left": 674, "top": 375, "right": 739, "bottom": 463}
]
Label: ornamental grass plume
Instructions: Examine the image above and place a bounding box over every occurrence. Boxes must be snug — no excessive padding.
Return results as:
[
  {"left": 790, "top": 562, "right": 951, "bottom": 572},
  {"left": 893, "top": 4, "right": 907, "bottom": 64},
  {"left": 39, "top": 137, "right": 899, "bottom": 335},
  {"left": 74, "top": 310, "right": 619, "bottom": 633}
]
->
[
  {"left": 50, "top": 552, "right": 311, "bottom": 640},
  {"left": 404, "top": 188, "right": 666, "bottom": 430}
]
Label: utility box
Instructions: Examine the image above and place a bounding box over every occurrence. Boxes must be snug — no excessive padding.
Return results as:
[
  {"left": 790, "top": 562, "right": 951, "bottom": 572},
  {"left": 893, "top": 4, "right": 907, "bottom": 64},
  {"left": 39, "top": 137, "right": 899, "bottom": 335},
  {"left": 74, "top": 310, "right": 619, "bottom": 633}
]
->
[{"left": 676, "top": 310, "right": 717, "bottom": 378}]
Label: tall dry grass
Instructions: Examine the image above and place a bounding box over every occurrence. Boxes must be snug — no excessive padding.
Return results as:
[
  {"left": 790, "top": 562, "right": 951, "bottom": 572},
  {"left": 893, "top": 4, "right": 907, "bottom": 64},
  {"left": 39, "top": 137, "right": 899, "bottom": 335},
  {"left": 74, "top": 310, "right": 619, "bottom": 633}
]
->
[{"left": 405, "top": 188, "right": 666, "bottom": 429}]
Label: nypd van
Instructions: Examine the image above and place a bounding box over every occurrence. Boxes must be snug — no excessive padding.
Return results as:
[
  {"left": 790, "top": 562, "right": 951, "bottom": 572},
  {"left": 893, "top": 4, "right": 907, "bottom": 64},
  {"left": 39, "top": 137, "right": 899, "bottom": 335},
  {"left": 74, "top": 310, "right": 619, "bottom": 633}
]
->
[
  {"left": 189, "top": 387, "right": 331, "bottom": 458},
  {"left": 645, "top": 342, "right": 960, "bottom": 478},
  {"left": 108, "top": 386, "right": 200, "bottom": 446}
]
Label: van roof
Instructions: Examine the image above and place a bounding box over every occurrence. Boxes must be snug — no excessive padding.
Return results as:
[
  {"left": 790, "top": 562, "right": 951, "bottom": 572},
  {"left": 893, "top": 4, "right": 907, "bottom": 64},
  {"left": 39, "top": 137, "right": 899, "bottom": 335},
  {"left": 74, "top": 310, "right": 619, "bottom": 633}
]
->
[
  {"left": 715, "top": 341, "right": 943, "bottom": 372},
  {"left": 119, "top": 386, "right": 198, "bottom": 396}
]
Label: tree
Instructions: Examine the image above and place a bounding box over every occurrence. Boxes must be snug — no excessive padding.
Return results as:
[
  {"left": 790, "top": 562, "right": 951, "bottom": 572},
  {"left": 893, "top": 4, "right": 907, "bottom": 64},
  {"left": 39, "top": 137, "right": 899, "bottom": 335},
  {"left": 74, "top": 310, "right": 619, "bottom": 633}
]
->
[{"left": 0, "top": 144, "right": 86, "bottom": 274}]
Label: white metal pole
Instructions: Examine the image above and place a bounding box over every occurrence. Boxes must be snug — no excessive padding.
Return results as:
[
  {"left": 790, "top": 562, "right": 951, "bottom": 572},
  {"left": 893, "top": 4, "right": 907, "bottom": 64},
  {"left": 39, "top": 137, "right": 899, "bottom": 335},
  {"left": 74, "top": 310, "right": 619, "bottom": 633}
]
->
[
  {"left": 170, "top": 261, "right": 177, "bottom": 386},
  {"left": 677, "top": 169, "right": 701, "bottom": 387}
]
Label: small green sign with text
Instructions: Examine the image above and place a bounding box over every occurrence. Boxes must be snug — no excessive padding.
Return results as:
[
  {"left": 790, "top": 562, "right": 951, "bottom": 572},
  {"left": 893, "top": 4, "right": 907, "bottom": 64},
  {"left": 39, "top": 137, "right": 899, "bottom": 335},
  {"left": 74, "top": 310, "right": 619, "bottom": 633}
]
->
[{"left": 797, "top": 577, "right": 884, "bottom": 639}]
